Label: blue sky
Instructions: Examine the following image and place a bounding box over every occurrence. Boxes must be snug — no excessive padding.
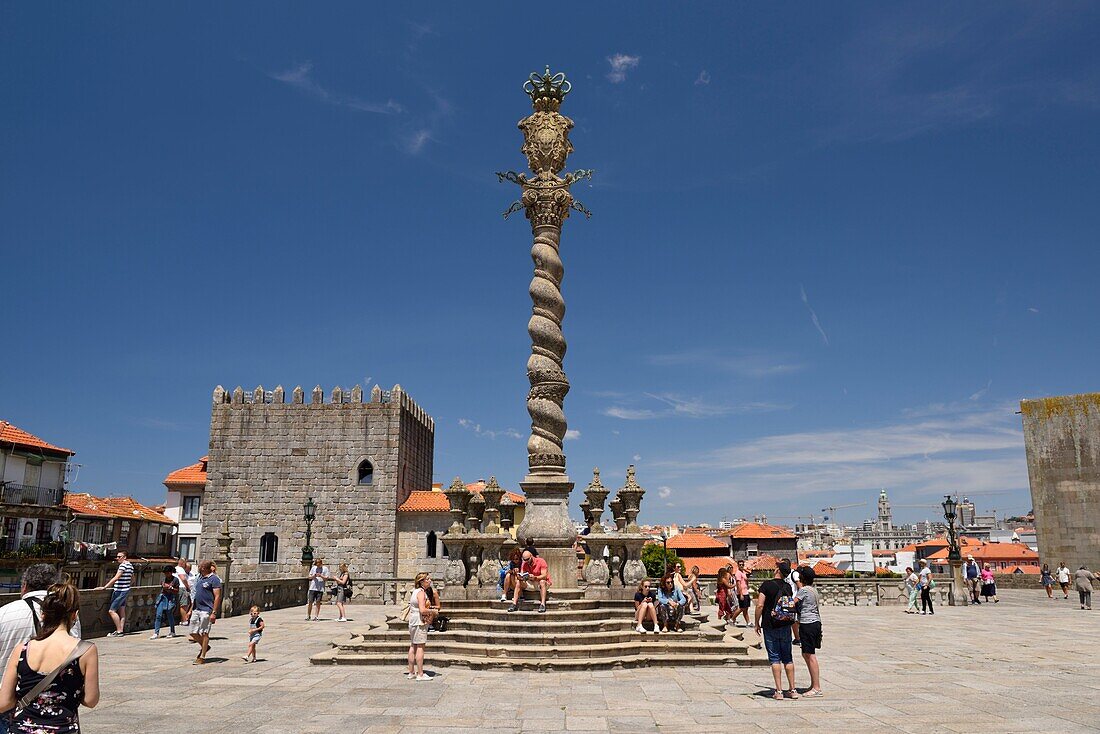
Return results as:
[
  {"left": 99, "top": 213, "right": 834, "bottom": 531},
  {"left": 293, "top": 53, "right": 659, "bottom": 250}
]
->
[{"left": 3, "top": 4, "right": 1099, "bottom": 527}]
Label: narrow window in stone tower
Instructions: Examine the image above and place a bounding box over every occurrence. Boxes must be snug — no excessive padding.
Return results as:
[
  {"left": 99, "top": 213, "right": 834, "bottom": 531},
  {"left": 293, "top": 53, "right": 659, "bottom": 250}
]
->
[
  {"left": 259, "top": 532, "right": 279, "bottom": 564},
  {"left": 357, "top": 460, "right": 374, "bottom": 485},
  {"left": 426, "top": 530, "right": 438, "bottom": 558}
]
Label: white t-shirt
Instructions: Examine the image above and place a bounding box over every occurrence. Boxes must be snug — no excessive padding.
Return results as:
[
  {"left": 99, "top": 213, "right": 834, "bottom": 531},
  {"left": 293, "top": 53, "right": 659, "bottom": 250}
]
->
[
  {"left": 175, "top": 566, "right": 190, "bottom": 592},
  {"left": 1057, "top": 566, "right": 1071, "bottom": 584},
  {"left": 906, "top": 572, "right": 919, "bottom": 591},
  {"left": 918, "top": 567, "right": 932, "bottom": 587},
  {"left": 309, "top": 566, "right": 330, "bottom": 592},
  {"left": 785, "top": 570, "right": 800, "bottom": 596},
  {"left": 187, "top": 568, "right": 200, "bottom": 594},
  {"left": 407, "top": 588, "right": 424, "bottom": 627}
]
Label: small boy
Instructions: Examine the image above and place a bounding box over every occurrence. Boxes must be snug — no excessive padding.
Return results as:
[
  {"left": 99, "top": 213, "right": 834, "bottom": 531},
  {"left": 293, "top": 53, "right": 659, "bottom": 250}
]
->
[{"left": 243, "top": 605, "right": 264, "bottom": 663}]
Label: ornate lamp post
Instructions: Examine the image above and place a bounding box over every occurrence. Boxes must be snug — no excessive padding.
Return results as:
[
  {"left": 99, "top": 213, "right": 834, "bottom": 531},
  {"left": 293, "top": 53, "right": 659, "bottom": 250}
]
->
[
  {"left": 942, "top": 494, "right": 969, "bottom": 606},
  {"left": 501, "top": 66, "right": 594, "bottom": 589},
  {"left": 301, "top": 497, "right": 316, "bottom": 564}
]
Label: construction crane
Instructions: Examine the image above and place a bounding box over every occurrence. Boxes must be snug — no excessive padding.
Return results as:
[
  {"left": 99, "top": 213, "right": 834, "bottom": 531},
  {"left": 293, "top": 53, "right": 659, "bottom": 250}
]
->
[{"left": 819, "top": 502, "right": 865, "bottom": 523}]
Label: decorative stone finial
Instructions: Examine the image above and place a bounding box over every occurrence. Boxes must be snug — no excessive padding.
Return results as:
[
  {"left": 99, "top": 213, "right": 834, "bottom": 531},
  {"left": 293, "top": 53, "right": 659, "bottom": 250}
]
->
[
  {"left": 584, "top": 467, "right": 610, "bottom": 531},
  {"left": 443, "top": 477, "right": 471, "bottom": 535},
  {"left": 292, "top": 385, "right": 304, "bottom": 404}
]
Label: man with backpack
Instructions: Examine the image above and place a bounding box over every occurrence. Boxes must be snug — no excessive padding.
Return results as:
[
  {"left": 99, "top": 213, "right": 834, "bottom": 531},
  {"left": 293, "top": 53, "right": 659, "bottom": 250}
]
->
[{"left": 755, "top": 560, "right": 799, "bottom": 700}]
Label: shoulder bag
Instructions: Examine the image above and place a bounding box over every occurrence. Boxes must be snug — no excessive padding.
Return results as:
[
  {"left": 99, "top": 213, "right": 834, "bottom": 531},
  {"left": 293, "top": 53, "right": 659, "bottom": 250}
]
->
[{"left": 12, "top": 640, "right": 93, "bottom": 720}]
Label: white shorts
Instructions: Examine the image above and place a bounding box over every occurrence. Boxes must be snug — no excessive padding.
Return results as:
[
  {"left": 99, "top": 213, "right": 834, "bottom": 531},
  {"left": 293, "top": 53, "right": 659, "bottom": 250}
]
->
[
  {"left": 409, "top": 624, "right": 428, "bottom": 645},
  {"left": 189, "top": 611, "right": 213, "bottom": 636}
]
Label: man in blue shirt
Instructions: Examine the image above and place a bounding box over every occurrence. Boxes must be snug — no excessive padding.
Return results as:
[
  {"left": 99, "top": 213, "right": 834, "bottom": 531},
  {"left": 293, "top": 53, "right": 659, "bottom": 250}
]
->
[
  {"left": 188, "top": 560, "right": 222, "bottom": 665},
  {"left": 964, "top": 555, "right": 981, "bottom": 604}
]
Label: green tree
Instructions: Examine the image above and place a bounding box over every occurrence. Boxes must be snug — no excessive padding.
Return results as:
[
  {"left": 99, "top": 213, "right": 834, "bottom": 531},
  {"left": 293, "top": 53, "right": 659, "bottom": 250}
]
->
[{"left": 641, "top": 543, "right": 683, "bottom": 579}]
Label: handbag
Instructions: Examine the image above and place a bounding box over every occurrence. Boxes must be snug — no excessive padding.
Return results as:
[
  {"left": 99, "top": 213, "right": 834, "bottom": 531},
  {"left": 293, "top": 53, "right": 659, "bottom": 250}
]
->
[{"left": 10, "top": 640, "right": 93, "bottom": 720}]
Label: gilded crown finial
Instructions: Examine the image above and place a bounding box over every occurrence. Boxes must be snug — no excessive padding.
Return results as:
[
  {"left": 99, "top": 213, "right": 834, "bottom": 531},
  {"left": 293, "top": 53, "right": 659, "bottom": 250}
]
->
[{"left": 523, "top": 66, "right": 571, "bottom": 108}]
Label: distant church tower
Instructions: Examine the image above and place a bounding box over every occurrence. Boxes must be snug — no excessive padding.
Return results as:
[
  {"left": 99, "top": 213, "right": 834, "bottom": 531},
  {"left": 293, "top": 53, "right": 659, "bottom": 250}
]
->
[{"left": 877, "top": 489, "right": 893, "bottom": 531}]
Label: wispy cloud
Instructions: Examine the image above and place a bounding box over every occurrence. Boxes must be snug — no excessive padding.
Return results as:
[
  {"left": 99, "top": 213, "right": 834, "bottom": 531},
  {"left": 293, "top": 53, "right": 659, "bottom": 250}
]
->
[
  {"left": 969, "top": 380, "right": 992, "bottom": 401},
  {"left": 799, "top": 284, "right": 830, "bottom": 346},
  {"left": 458, "top": 418, "right": 522, "bottom": 440},
  {"left": 1027, "top": 307, "right": 1040, "bottom": 313},
  {"left": 133, "top": 417, "right": 189, "bottom": 431},
  {"left": 606, "top": 54, "right": 641, "bottom": 83},
  {"left": 657, "top": 486, "right": 672, "bottom": 499},
  {"left": 270, "top": 62, "right": 404, "bottom": 115},
  {"left": 405, "top": 129, "right": 432, "bottom": 154},
  {"left": 649, "top": 349, "right": 803, "bottom": 377},
  {"left": 694, "top": 70, "right": 711, "bottom": 86},
  {"left": 565, "top": 429, "right": 581, "bottom": 441},
  {"left": 649, "top": 401, "right": 1027, "bottom": 509},
  {"left": 603, "top": 393, "right": 791, "bottom": 421}
]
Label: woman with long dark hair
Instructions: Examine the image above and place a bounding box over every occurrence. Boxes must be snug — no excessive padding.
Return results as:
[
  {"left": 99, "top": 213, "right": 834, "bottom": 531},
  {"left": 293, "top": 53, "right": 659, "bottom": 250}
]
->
[{"left": 0, "top": 582, "right": 99, "bottom": 732}]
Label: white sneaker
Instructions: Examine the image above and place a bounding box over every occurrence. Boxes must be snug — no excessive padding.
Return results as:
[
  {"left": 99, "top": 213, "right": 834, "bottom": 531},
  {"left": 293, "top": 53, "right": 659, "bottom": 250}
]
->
[
  {"left": 149, "top": 634, "right": 159, "bottom": 640},
  {"left": 405, "top": 672, "right": 415, "bottom": 679},
  {"left": 499, "top": 595, "right": 508, "bottom": 602},
  {"left": 337, "top": 617, "right": 347, "bottom": 622},
  {"left": 653, "top": 628, "right": 660, "bottom": 635},
  {"left": 416, "top": 674, "right": 432, "bottom": 682},
  {"left": 636, "top": 624, "right": 646, "bottom": 634}
]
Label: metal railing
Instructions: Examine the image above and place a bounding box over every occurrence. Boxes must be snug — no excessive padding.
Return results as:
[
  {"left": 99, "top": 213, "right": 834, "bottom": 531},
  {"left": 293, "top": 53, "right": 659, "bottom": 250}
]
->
[{"left": 0, "top": 482, "right": 65, "bottom": 507}]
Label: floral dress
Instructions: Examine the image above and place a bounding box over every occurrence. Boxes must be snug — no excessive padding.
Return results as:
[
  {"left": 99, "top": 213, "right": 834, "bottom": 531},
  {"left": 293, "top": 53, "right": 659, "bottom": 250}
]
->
[{"left": 12, "top": 643, "right": 85, "bottom": 733}]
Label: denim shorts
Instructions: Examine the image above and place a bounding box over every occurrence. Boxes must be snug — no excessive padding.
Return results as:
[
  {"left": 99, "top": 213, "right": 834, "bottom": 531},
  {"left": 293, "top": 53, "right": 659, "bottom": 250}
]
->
[
  {"left": 762, "top": 624, "right": 793, "bottom": 665},
  {"left": 109, "top": 589, "right": 130, "bottom": 612}
]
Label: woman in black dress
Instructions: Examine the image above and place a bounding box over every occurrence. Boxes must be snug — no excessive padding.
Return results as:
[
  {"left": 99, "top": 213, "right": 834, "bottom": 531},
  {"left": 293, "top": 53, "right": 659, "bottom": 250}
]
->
[{"left": 0, "top": 581, "right": 100, "bottom": 732}]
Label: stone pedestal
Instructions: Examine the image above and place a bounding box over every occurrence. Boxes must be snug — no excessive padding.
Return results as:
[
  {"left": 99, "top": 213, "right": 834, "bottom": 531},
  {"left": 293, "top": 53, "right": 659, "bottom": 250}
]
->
[
  {"left": 516, "top": 473, "right": 577, "bottom": 589},
  {"left": 949, "top": 559, "right": 969, "bottom": 607}
]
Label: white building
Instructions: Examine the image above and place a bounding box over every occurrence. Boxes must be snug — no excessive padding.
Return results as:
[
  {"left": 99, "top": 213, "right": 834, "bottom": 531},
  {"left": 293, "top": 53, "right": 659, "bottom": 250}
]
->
[
  {"left": 831, "top": 541, "right": 875, "bottom": 574},
  {"left": 0, "top": 420, "right": 74, "bottom": 565},
  {"left": 162, "top": 456, "right": 206, "bottom": 561}
]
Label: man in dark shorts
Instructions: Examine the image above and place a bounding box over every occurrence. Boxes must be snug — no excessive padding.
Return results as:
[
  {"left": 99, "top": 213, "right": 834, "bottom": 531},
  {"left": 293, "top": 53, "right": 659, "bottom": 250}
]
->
[{"left": 755, "top": 560, "right": 798, "bottom": 700}]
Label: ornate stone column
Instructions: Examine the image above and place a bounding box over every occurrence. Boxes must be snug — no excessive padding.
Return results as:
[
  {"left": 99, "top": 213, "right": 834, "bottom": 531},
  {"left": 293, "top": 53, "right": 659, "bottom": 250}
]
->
[
  {"left": 481, "top": 477, "right": 505, "bottom": 534},
  {"left": 500, "top": 67, "right": 593, "bottom": 590}
]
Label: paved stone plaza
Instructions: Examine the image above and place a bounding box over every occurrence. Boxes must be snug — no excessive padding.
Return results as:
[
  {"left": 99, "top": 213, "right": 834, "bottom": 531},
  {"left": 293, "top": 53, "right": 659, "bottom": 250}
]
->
[{"left": 82, "top": 589, "right": 1097, "bottom": 733}]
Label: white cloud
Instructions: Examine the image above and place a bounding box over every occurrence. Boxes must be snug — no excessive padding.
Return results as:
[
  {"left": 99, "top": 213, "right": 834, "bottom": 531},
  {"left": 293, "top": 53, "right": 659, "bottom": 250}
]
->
[
  {"left": 968, "top": 380, "right": 992, "bottom": 401},
  {"left": 649, "top": 350, "right": 803, "bottom": 377},
  {"left": 694, "top": 70, "right": 711, "bottom": 86},
  {"left": 565, "top": 429, "right": 581, "bottom": 441},
  {"left": 603, "top": 393, "right": 791, "bottom": 421},
  {"left": 606, "top": 54, "right": 641, "bottom": 83},
  {"left": 648, "top": 402, "right": 1028, "bottom": 510},
  {"left": 1028, "top": 307, "right": 1040, "bottom": 313},
  {"left": 633, "top": 454, "right": 642, "bottom": 462},
  {"left": 457, "top": 418, "right": 522, "bottom": 440},
  {"left": 405, "top": 129, "right": 432, "bottom": 154},
  {"left": 270, "top": 62, "right": 404, "bottom": 115},
  {"left": 658, "top": 486, "right": 672, "bottom": 499},
  {"left": 800, "top": 284, "right": 830, "bottom": 346},
  {"left": 603, "top": 406, "right": 659, "bottom": 420}
]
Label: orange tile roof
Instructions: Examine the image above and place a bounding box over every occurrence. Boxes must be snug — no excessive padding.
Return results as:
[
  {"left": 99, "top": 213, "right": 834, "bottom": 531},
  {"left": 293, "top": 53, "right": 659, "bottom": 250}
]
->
[
  {"left": 720, "top": 522, "right": 796, "bottom": 540},
  {"left": 63, "top": 492, "right": 174, "bottom": 524},
  {"left": 1004, "top": 564, "right": 1041, "bottom": 574},
  {"left": 666, "top": 533, "right": 728, "bottom": 551},
  {"left": 396, "top": 488, "right": 525, "bottom": 513},
  {"left": 678, "top": 556, "right": 736, "bottom": 577},
  {"left": 872, "top": 549, "right": 897, "bottom": 556},
  {"left": 898, "top": 543, "right": 919, "bottom": 553},
  {"left": 810, "top": 560, "right": 843, "bottom": 577},
  {"left": 163, "top": 456, "right": 208, "bottom": 487},
  {"left": 0, "top": 420, "right": 74, "bottom": 456},
  {"left": 744, "top": 555, "right": 780, "bottom": 573}
]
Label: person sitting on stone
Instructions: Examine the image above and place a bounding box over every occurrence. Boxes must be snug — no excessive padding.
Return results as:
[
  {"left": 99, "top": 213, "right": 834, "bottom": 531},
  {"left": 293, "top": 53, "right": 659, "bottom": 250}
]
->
[
  {"left": 656, "top": 574, "right": 687, "bottom": 632},
  {"left": 633, "top": 579, "right": 659, "bottom": 634},
  {"left": 507, "top": 549, "right": 551, "bottom": 614},
  {"left": 499, "top": 548, "right": 523, "bottom": 603}
]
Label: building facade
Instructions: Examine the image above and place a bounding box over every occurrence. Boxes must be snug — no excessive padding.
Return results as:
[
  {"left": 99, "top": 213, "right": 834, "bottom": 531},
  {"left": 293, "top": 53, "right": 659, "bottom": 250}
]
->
[
  {"left": 201, "top": 384, "right": 434, "bottom": 581},
  {"left": 0, "top": 420, "right": 74, "bottom": 587},
  {"left": 162, "top": 456, "right": 206, "bottom": 561},
  {"left": 1021, "top": 393, "right": 1100, "bottom": 574},
  {"left": 855, "top": 490, "right": 928, "bottom": 550},
  {"left": 721, "top": 522, "right": 799, "bottom": 561},
  {"left": 63, "top": 492, "right": 177, "bottom": 588}
]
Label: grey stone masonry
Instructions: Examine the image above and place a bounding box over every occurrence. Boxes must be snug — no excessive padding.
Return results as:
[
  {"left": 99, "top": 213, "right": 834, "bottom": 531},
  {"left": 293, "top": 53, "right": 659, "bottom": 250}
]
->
[
  {"left": 1021, "top": 393, "right": 1100, "bottom": 574},
  {"left": 201, "top": 383, "right": 434, "bottom": 581}
]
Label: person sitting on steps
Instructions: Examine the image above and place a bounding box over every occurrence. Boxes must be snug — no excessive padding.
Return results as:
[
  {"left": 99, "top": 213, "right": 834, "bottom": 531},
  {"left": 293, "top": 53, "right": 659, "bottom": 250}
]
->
[
  {"left": 634, "top": 579, "right": 659, "bottom": 634},
  {"left": 507, "top": 549, "right": 550, "bottom": 614},
  {"left": 656, "top": 574, "right": 687, "bottom": 632}
]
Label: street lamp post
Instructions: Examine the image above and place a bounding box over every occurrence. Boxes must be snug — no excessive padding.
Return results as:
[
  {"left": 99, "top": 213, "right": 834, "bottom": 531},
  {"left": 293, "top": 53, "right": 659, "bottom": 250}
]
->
[
  {"left": 942, "top": 495, "right": 969, "bottom": 606},
  {"left": 301, "top": 497, "right": 316, "bottom": 565}
]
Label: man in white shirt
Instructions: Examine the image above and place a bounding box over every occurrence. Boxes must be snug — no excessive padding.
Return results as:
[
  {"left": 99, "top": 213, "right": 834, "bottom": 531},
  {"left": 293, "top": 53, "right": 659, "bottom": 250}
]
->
[
  {"left": 306, "top": 558, "right": 330, "bottom": 621},
  {"left": 1057, "top": 562, "right": 1072, "bottom": 599},
  {"left": 174, "top": 558, "right": 192, "bottom": 624},
  {"left": 0, "top": 564, "right": 82, "bottom": 685}
]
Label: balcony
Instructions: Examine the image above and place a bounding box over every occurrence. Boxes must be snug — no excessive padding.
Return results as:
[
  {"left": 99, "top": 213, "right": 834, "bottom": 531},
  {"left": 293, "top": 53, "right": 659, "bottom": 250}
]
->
[{"left": 1, "top": 482, "right": 65, "bottom": 507}]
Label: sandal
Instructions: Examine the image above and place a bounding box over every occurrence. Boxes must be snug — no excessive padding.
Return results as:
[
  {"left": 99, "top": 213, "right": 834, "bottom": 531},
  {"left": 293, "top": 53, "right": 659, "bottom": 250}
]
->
[
  {"left": 772, "top": 690, "right": 784, "bottom": 700},
  {"left": 804, "top": 690, "right": 824, "bottom": 697},
  {"left": 784, "top": 689, "right": 801, "bottom": 699}
]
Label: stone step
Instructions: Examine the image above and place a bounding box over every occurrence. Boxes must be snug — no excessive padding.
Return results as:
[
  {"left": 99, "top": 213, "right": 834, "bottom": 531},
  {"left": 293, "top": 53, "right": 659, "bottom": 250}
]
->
[
  {"left": 333, "top": 639, "right": 749, "bottom": 659},
  {"left": 400, "top": 607, "right": 677, "bottom": 623},
  {"left": 386, "top": 616, "right": 702, "bottom": 635},
  {"left": 311, "top": 649, "right": 767, "bottom": 670},
  {"left": 440, "top": 598, "right": 634, "bottom": 611},
  {"left": 344, "top": 627, "right": 727, "bottom": 647}
]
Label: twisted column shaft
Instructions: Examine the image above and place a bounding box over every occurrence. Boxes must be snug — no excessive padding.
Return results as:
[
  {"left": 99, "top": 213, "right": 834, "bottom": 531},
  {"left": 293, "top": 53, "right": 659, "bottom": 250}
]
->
[{"left": 526, "top": 216, "right": 569, "bottom": 473}]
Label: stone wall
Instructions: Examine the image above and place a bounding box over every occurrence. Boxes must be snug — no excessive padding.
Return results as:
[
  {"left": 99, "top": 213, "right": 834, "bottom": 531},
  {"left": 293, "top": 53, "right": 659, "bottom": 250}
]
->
[
  {"left": 1021, "top": 394, "right": 1100, "bottom": 574},
  {"left": 202, "top": 384, "right": 434, "bottom": 581},
  {"left": 395, "top": 512, "right": 450, "bottom": 579}
]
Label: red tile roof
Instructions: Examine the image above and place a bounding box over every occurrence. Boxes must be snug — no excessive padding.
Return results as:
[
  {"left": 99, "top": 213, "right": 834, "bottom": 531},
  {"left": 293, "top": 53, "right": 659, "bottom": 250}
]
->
[
  {"left": 810, "top": 560, "right": 843, "bottom": 577},
  {"left": 1004, "top": 564, "right": 1041, "bottom": 574},
  {"left": 0, "top": 420, "right": 74, "bottom": 456},
  {"left": 666, "top": 533, "right": 728, "bottom": 551},
  {"left": 720, "top": 522, "right": 796, "bottom": 540},
  {"left": 63, "top": 492, "right": 174, "bottom": 524},
  {"left": 678, "top": 556, "right": 736, "bottom": 577},
  {"left": 163, "top": 457, "right": 208, "bottom": 487},
  {"left": 396, "top": 488, "right": 525, "bottom": 513},
  {"left": 744, "top": 555, "right": 780, "bottom": 573}
]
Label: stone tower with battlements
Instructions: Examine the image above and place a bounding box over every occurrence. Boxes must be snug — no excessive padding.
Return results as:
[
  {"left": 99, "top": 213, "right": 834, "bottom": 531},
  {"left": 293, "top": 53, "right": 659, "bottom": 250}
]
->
[{"left": 200, "top": 383, "right": 433, "bottom": 581}]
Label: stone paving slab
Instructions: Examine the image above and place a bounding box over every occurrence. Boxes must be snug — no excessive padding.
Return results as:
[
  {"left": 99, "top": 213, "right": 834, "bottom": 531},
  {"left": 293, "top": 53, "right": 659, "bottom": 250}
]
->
[{"left": 79, "top": 590, "right": 1099, "bottom": 733}]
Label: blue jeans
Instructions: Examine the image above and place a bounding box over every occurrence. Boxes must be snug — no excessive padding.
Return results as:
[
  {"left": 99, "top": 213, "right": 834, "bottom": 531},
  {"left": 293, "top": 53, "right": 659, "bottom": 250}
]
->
[
  {"left": 154, "top": 595, "right": 177, "bottom": 635},
  {"left": 762, "top": 625, "right": 793, "bottom": 665},
  {"left": 109, "top": 589, "right": 129, "bottom": 612},
  {"left": 498, "top": 568, "right": 508, "bottom": 591}
]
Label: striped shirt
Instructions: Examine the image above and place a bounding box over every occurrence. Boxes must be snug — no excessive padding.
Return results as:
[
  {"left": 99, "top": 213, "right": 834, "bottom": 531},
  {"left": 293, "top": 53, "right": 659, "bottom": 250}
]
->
[{"left": 115, "top": 561, "right": 134, "bottom": 592}]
